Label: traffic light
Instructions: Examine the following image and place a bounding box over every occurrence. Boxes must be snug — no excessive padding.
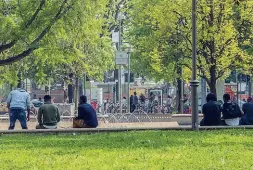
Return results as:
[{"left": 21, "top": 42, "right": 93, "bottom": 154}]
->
[
  {"left": 114, "top": 69, "right": 118, "bottom": 80},
  {"left": 45, "top": 86, "right": 49, "bottom": 92},
  {"left": 113, "top": 86, "right": 116, "bottom": 92},
  {"left": 237, "top": 73, "right": 250, "bottom": 83},
  {"left": 124, "top": 73, "right": 134, "bottom": 82},
  {"left": 225, "top": 70, "right": 236, "bottom": 83},
  {"left": 130, "top": 73, "right": 134, "bottom": 82}
]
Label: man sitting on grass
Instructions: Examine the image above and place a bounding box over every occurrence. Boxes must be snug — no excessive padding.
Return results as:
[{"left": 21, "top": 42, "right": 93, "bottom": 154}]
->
[
  {"left": 200, "top": 93, "right": 221, "bottom": 126},
  {"left": 240, "top": 97, "right": 253, "bottom": 125},
  {"left": 36, "top": 95, "right": 60, "bottom": 129},
  {"left": 73, "top": 95, "right": 98, "bottom": 128},
  {"left": 222, "top": 94, "right": 243, "bottom": 126}
]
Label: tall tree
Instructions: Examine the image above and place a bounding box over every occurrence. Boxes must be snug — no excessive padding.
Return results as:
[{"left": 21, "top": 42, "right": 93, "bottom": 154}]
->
[
  {"left": 0, "top": 0, "right": 115, "bottom": 86},
  {"left": 126, "top": 0, "right": 253, "bottom": 95}
]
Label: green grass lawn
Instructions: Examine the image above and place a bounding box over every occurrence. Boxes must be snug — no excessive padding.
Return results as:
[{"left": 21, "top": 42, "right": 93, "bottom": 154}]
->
[{"left": 0, "top": 130, "right": 253, "bottom": 170}]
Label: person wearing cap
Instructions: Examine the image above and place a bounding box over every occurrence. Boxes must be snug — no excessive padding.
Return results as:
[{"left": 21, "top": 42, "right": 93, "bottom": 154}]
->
[
  {"left": 240, "top": 97, "right": 253, "bottom": 125},
  {"left": 6, "top": 87, "right": 31, "bottom": 130}
]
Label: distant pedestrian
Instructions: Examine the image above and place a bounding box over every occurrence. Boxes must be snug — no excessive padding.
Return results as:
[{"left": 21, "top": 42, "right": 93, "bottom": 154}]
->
[
  {"left": 7, "top": 87, "right": 31, "bottom": 130},
  {"left": 222, "top": 94, "right": 243, "bottom": 126},
  {"left": 130, "top": 95, "right": 134, "bottom": 112},
  {"left": 139, "top": 93, "right": 146, "bottom": 103},
  {"left": 122, "top": 97, "right": 127, "bottom": 105},
  {"left": 240, "top": 97, "right": 253, "bottom": 125},
  {"left": 149, "top": 92, "right": 155, "bottom": 113},
  {"left": 133, "top": 92, "right": 139, "bottom": 109},
  {"left": 166, "top": 95, "right": 172, "bottom": 107},
  {"left": 200, "top": 93, "right": 221, "bottom": 126}
]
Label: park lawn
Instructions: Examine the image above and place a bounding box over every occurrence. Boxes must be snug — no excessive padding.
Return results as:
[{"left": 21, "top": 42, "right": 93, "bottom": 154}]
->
[{"left": 0, "top": 130, "right": 253, "bottom": 170}]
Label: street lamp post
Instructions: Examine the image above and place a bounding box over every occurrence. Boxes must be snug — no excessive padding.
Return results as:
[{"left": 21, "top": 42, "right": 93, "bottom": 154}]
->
[
  {"left": 127, "top": 47, "right": 131, "bottom": 113},
  {"left": 190, "top": 0, "right": 199, "bottom": 130},
  {"left": 118, "top": 12, "right": 124, "bottom": 115}
]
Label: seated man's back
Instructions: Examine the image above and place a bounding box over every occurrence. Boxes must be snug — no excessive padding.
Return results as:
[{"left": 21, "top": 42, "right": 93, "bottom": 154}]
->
[
  {"left": 202, "top": 101, "right": 221, "bottom": 125},
  {"left": 201, "top": 93, "right": 221, "bottom": 126},
  {"left": 37, "top": 95, "right": 60, "bottom": 129},
  {"left": 78, "top": 103, "right": 98, "bottom": 127},
  {"left": 241, "top": 101, "right": 253, "bottom": 125},
  {"left": 75, "top": 95, "right": 98, "bottom": 128}
]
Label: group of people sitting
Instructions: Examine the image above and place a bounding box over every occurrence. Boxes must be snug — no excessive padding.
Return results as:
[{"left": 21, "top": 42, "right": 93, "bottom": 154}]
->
[
  {"left": 201, "top": 93, "right": 253, "bottom": 126},
  {"left": 6, "top": 87, "right": 98, "bottom": 130}
]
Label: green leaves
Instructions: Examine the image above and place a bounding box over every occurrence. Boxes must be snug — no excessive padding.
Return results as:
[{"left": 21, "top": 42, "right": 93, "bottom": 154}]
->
[
  {"left": 126, "top": 0, "right": 253, "bottom": 93},
  {"left": 0, "top": 0, "right": 115, "bottom": 85}
]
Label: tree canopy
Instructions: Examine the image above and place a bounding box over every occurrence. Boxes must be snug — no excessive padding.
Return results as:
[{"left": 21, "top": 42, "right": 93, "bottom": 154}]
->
[
  {"left": 126, "top": 0, "right": 253, "bottom": 94},
  {"left": 0, "top": 0, "right": 116, "bottom": 85}
]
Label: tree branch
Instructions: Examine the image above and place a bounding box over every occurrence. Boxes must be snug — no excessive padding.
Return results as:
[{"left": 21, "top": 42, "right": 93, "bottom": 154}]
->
[
  {"left": 25, "top": 0, "right": 46, "bottom": 29},
  {"left": 0, "top": 0, "right": 72, "bottom": 66},
  {"left": 0, "top": 40, "right": 16, "bottom": 53},
  {"left": 0, "top": 0, "right": 46, "bottom": 53},
  {"left": 217, "top": 38, "right": 233, "bottom": 57}
]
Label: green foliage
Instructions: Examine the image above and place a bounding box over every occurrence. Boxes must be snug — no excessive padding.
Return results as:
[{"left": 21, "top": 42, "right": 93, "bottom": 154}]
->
[
  {"left": 0, "top": 130, "right": 253, "bottom": 169},
  {"left": 0, "top": 0, "right": 115, "bottom": 85},
  {"left": 126, "top": 0, "right": 253, "bottom": 93}
]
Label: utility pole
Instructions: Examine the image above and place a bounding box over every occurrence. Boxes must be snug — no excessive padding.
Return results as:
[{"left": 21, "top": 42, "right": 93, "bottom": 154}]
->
[
  {"left": 191, "top": 0, "right": 199, "bottom": 130},
  {"left": 127, "top": 46, "right": 131, "bottom": 113},
  {"left": 201, "top": 78, "right": 207, "bottom": 107},
  {"left": 248, "top": 76, "right": 251, "bottom": 97},
  {"left": 48, "top": 79, "right": 51, "bottom": 95},
  {"left": 180, "top": 77, "right": 184, "bottom": 113},
  {"left": 83, "top": 73, "right": 86, "bottom": 96},
  {"left": 118, "top": 12, "right": 123, "bottom": 115}
]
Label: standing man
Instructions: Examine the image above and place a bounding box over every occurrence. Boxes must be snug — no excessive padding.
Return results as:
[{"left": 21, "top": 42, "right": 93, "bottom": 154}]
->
[
  {"left": 7, "top": 87, "right": 31, "bottom": 130},
  {"left": 130, "top": 95, "right": 134, "bottom": 113},
  {"left": 133, "top": 92, "right": 139, "bottom": 111},
  {"left": 36, "top": 95, "right": 60, "bottom": 129}
]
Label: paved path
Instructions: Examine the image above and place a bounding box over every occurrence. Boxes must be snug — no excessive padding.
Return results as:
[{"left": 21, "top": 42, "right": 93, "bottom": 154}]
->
[{"left": 0, "top": 120, "right": 179, "bottom": 130}]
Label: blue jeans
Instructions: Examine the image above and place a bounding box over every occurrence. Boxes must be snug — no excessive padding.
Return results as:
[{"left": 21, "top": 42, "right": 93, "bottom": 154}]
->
[{"left": 9, "top": 108, "right": 28, "bottom": 130}]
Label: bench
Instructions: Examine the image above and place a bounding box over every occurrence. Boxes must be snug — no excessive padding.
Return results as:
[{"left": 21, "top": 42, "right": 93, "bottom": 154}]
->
[{"left": 171, "top": 114, "right": 203, "bottom": 125}]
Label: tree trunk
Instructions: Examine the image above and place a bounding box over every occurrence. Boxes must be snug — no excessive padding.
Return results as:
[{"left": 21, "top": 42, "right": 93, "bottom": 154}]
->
[
  {"left": 176, "top": 78, "right": 182, "bottom": 113},
  {"left": 176, "top": 67, "right": 182, "bottom": 113},
  {"left": 68, "top": 84, "right": 73, "bottom": 103},
  {"left": 209, "top": 66, "right": 217, "bottom": 95}
]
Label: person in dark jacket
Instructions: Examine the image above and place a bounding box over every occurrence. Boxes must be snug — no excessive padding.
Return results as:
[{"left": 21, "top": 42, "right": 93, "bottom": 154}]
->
[
  {"left": 222, "top": 94, "right": 243, "bottom": 126},
  {"left": 74, "top": 95, "right": 98, "bottom": 128},
  {"left": 240, "top": 97, "right": 253, "bottom": 125},
  {"left": 130, "top": 95, "right": 134, "bottom": 113},
  {"left": 200, "top": 93, "right": 221, "bottom": 126}
]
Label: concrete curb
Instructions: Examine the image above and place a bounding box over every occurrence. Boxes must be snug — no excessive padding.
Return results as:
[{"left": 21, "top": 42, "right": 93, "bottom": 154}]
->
[{"left": 0, "top": 125, "right": 253, "bottom": 134}]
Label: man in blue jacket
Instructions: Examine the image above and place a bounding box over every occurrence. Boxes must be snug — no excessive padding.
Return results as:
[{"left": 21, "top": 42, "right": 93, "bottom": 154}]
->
[
  {"left": 7, "top": 88, "right": 31, "bottom": 130},
  {"left": 240, "top": 97, "right": 253, "bottom": 125},
  {"left": 74, "top": 95, "right": 98, "bottom": 128}
]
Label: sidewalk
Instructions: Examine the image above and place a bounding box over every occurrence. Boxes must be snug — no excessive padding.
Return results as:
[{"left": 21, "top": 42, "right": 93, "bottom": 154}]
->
[{"left": 0, "top": 120, "right": 179, "bottom": 130}]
